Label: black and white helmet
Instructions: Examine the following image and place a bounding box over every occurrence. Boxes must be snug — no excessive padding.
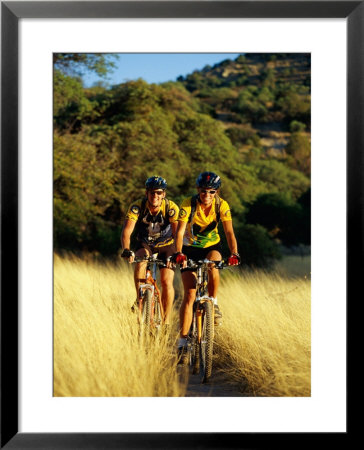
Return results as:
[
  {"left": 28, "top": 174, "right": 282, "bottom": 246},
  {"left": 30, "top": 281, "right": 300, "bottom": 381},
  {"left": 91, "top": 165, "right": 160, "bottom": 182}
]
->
[
  {"left": 145, "top": 176, "right": 167, "bottom": 190},
  {"left": 196, "top": 172, "right": 221, "bottom": 189}
]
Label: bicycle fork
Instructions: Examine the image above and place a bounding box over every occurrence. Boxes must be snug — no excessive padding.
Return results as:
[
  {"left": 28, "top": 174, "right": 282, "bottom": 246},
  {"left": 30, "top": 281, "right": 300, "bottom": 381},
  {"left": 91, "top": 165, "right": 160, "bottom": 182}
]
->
[
  {"left": 137, "top": 280, "right": 155, "bottom": 323},
  {"left": 138, "top": 277, "right": 162, "bottom": 324},
  {"left": 194, "top": 297, "right": 215, "bottom": 343},
  {"left": 194, "top": 267, "right": 215, "bottom": 342}
]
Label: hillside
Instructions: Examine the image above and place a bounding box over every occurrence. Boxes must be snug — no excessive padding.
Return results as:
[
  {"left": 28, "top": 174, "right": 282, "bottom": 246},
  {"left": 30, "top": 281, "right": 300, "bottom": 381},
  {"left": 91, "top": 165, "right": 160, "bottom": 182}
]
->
[
  {"left": 177, "top": 53, "right": 311, "bottom": 160},
  {"left": 53, "top": 53, "right": 311, "bottom": 265}
]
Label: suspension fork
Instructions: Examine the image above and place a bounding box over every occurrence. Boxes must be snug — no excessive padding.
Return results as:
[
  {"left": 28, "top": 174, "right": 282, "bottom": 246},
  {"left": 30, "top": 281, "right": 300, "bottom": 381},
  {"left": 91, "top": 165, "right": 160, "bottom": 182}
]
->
[
  {"left": 195, "top": 265, "right": 212, "bottom": 342},
  {"left": 138, "top": 264, "right": 163, "bottom": 321},
  {"left": 138, "top": 266, "right": 153, "bottom": 310}
]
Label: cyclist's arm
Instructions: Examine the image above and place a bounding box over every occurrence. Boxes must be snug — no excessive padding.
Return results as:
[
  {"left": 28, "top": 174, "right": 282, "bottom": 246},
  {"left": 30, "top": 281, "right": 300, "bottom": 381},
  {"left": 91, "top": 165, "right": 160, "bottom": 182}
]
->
[
  {"left": 171, "top": 221, "right": 179, "bottom": 243},
  {"left": 222, "top": 220, "right": 238, "bottom": 255},
  {"left": 175, "top": 221, "right": 187, "bottom": 253},
  {"left": 121, "top": 218, "right": 136, "bottom": 250},
  {"left": 166, "top": 222, "right": 179, "bottom": 268}
]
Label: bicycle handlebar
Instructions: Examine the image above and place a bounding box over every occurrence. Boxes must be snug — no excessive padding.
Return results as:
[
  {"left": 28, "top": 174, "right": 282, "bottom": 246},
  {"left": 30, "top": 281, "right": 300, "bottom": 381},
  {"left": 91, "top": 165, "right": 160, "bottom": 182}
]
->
[
  {"left": 186, "top": 258, "right": 228, "bottom": 269},
  {"left": 132, "top": 255, "right": 168, "bottom": 265},
  {"left": 131, "top": 256, "right": 236, "bottom": 268}
]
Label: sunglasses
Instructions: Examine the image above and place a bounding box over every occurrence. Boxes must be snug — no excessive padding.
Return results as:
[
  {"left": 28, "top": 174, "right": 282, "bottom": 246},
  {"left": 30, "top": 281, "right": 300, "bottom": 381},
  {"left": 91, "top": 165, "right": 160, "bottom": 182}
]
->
[
  {"left": 200, "top": 189, "right": 217, "bottom": 195},
  {"left": 149, "top": 190, "right": 165, "bottom": 196}
]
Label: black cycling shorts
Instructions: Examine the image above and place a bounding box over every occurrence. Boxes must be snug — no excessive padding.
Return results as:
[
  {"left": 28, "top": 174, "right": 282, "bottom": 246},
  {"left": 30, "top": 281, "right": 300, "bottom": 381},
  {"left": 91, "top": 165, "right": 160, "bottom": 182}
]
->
[{"left": 180, "top": 243, "right": 222, "bottom": 273}]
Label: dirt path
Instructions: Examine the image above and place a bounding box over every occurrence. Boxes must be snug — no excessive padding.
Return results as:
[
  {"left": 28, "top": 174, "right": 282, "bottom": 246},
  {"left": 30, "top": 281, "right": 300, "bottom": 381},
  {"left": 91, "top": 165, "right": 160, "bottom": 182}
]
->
[{"left": 178, "top": 367, "right": 249, "bottom": 397}]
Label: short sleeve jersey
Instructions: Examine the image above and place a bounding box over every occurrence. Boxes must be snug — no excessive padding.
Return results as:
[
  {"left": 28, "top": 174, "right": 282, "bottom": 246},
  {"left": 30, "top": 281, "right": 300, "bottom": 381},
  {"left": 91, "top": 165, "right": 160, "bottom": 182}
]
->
[
  {"left": 125, "top": 197, "right": 179, "bottom": 248},
  {"left": 178, "top": 196, "right": 232, "bottom": 248}
]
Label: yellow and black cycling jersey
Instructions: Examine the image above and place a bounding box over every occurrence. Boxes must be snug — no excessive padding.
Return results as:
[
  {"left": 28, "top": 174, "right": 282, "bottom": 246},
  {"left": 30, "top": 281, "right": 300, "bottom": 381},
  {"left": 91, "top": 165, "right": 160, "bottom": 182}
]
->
[
  {"left": 125, "top": 197, "right": 179, "bottom": 248},
  {"left": 178, "top": 196, "right": 232, "bottom": 248}
]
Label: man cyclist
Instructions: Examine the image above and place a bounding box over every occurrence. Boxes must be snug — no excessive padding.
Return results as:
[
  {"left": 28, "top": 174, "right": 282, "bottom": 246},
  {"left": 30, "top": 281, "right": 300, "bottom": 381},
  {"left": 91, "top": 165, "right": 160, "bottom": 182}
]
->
[
  {"left": 120, "top": 176, "right": 179, "bottom": 325},
  {"left": 171, "top": 171, "right": 240, "bottom": 358}
]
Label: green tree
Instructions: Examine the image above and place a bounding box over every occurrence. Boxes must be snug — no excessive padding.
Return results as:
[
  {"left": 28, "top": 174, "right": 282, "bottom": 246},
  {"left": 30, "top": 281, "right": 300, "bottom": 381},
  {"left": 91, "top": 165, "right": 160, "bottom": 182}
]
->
[
  {"left": 285, "top": 131, "right": 311, "bottom": 176},
  {"left": 250, "top": 159, "right": 310, "bottom": 200},
  {"left": 54, "top": 71, "right": 97, "bottom": 131},
  {"left": 53, "top": 53, "right": 118, "bottom": 78},
  {"left": 233, "top": 223, "right": 281, "bottom": 268},
  {"left": 54, "top": 131, "right": 122, "bottom": 250},
  {"left": 233, "top": 87, "right": 270, "bottom": 123},
  {"left": 277, "top": 87, "right": 311, "bottom": 125},
  {"left": 235, "top": 55, "right": 246, "bottom": 63},
  {"left": 289, "top": 120, "right": 306, "bottom": 133},
  {"left": 246, "top": 193, "right": 308, "bottom": 247},
  {"left": 225, "top": 125, "right": 260, "bottom": 148}
]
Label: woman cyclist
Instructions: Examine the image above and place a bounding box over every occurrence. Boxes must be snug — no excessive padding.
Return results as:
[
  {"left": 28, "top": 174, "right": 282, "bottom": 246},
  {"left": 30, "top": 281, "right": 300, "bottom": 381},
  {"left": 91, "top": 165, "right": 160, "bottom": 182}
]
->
[{"left": 172, "top": 172, "right": 240, "bottom": 358}]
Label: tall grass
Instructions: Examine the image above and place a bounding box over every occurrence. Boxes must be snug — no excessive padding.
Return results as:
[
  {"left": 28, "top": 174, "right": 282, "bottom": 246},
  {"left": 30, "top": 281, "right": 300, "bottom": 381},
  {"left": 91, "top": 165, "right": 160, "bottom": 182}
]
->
[
  {"left": 54, "top": 253, "right": 184, "bottom": 397},
  {"left": 54, "top": 253, "right": 310, "bottom": 397},
  {"left": 215, "top": 268, "right": 311, "bottom": 396}
]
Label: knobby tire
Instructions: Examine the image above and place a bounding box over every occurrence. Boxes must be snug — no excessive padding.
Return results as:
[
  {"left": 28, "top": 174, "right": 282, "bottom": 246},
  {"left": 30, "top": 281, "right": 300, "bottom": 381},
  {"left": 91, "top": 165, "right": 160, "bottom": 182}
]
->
[
  {"left": 191, "top": 315, "right": 200, "bottom": 374},
  {"left": 153, "top": 295, "right": 163, "bottom": 333},
  {"left": 141, "top": 289, "right": 153, "bottom": 335},
  {"left": 200, "top": 301, "right": 214, "bottom": 383}
]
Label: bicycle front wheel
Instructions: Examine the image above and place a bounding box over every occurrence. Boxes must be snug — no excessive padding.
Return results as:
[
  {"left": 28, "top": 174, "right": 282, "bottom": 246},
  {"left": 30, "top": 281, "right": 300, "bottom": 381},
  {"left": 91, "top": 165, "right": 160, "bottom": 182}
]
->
[
  {"left": 141, "top": 289, "right": 153, "bottom": 333},
  {"left": 191, "top": 314, "right": 200, "bottom": 374},
  {"left": 153, "top": 296, "right": 163, "bottom": 331},
  {"left": 199, "top": 301, "right": 214, "bottom": 383}
]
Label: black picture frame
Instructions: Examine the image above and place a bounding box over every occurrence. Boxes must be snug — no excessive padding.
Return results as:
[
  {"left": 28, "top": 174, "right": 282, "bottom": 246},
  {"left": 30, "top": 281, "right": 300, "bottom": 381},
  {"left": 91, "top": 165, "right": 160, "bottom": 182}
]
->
[{"left": 1, "top": 1, "right": 355, "bottom": 448}]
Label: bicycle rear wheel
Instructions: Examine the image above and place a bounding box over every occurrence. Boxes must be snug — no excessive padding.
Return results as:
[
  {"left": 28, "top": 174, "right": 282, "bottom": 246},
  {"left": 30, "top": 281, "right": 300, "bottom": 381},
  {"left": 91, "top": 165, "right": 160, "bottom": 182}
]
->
[
  {"left": 192, "top": 337, "right": 200, "bottom": 374},
  {"left": 199, "top": 301, "right": 214, "bottom": 383}
]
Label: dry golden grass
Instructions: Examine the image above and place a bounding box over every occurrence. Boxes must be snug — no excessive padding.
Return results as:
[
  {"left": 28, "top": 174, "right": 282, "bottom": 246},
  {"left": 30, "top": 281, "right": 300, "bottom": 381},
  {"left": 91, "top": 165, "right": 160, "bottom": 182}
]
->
[
  {"left": 215, "top": 263, "right": 311, "bottom": 396},
  {"left": 54, "top": 253, "right": 184, "bottom": 397},
  {"left": 54, "top": 253, "right": 310, "bottom": 397}
]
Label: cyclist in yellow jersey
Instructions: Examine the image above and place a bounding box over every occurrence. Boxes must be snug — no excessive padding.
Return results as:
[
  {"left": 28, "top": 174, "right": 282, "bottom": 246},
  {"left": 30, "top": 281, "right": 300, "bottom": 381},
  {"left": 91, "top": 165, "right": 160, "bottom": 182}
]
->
[
  {"left": 121, "top": 176, "right": 179, "bottom": 325},
  {"left": 171, "top": 172, "right": 240, "bottom": 357}
]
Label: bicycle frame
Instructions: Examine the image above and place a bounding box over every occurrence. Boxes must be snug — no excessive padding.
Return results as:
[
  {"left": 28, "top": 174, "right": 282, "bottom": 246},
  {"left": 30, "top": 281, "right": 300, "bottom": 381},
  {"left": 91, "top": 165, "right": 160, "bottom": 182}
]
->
[
  {"left": 187, "top": 259, "right": 226, "bottom": 382},
  {"left": 138, "top": 261, "right": 163, "bottom": 325},
  {"left": 193, "top": 262, "right": 215, "bottom": 343},
  {"left": 134, "top": 255, "right": 165, "bottom": 329}
]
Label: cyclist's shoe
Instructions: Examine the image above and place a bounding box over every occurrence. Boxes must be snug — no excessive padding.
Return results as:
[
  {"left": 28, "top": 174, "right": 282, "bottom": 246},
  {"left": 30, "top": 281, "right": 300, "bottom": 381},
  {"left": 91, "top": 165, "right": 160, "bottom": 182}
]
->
[
  {"left": 177, "top": 344, "right": 189, "bottom": 365},
  {"left": 177, "top": 346, "right": 188, "bottom": 365},
  {"left": 131, "top": 299, "right": 139, "bottom": 313},
  {"left": 214, "top": 304, "right": 223, "bottom": 326}
]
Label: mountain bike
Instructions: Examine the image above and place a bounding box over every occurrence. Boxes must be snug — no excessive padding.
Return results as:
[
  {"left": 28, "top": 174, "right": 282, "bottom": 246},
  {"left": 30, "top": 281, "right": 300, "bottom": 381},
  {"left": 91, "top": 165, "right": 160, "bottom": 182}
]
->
[
  {"left": 133, "top": 254, "right": 166, "bottom": 335},
  {"left": 185, "top": 259, "right": 228, "bottom": 383}
]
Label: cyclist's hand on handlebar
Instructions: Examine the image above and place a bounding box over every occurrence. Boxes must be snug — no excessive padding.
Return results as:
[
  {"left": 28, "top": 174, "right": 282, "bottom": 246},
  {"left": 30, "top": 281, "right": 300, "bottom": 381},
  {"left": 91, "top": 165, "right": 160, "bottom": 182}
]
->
[
  {"left": 165, "top": 256, "right": 174, "bottom": 269},
  {"left": 171, "top": 252, "right": 187, "bottom": 268},
  {"left": 121, "top": 248, "right": 135, "bottom": 263},
  {"left": 227, "top": 253, "right": 241, "bottom": 266}
]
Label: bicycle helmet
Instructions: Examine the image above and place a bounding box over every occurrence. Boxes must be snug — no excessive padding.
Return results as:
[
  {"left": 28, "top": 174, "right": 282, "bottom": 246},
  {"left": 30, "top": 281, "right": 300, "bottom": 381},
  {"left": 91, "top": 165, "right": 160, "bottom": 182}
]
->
[
  {"left": 196, "top": 172, "right": 221, "bottom": 189},
  {"left": 145, "top": 176, "right": 167, "bottom": 190}
]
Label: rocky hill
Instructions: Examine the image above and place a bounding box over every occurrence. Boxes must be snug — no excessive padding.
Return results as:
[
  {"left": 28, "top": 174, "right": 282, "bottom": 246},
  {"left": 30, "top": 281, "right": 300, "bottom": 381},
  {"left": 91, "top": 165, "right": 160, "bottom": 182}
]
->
[{"left": 176, "top": 53, "right": 311, "bottom": 159}]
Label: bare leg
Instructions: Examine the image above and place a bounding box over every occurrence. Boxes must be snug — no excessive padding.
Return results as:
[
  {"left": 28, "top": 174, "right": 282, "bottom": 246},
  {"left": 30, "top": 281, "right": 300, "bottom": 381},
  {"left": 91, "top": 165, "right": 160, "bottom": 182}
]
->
[
  {"left": 206, "top": 249, "right": 222, "bottom": 298},
  {"left": 179, "top": 271, "right": 197, "bottom": 337},
  {"left": 159, "top": 267, "right": 175, "bottom": 324},
  {"left": 133, "top": 247, "right": 150, "bottom": 300}
]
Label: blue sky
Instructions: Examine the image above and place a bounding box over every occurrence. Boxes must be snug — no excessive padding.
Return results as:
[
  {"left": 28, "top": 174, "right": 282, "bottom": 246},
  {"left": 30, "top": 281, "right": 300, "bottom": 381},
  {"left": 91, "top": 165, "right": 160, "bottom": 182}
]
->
[{"left": 82, "top": 53, "right": 242, "bottom": 87}]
